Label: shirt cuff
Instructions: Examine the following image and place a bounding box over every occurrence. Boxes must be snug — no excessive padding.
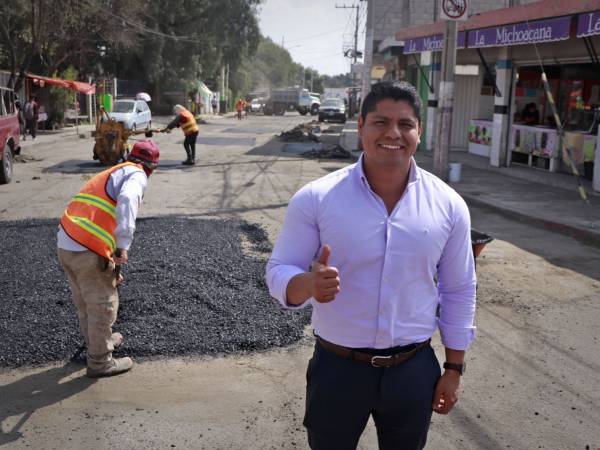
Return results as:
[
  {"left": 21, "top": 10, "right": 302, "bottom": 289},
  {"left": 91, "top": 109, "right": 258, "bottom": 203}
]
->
[
  {"left": 438, "top": 320, "right": 477, "bottom": 351},
  {"left": 268, "top": 266, "right": 311, "bottom": 310},
  {"left": 115, "top": 234, "right": 133, "bottom": 251}
]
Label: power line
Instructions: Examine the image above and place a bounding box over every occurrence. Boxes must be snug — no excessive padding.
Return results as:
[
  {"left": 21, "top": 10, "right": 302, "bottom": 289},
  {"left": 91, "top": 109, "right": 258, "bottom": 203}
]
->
[
  {"left": 284, "top": 26, "right": 348, "bottom": 44},
  {"left": 83, "top": 0, "right": 202, "bottom": 43}
]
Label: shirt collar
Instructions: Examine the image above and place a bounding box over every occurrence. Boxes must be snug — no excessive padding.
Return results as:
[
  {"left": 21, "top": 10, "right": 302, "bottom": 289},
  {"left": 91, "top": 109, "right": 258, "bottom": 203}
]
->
[{"left": 355, "top": 153, "right": 421, "bottom": 189}]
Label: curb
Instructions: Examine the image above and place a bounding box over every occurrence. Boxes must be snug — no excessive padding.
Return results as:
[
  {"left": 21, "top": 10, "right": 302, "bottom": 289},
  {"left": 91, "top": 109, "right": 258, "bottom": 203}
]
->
[
  {"left": 461, "top": 193, "right": 600, "bottom": 248},
  {"left": 20, "top": 129, "right": 94, "bottom": 151}
]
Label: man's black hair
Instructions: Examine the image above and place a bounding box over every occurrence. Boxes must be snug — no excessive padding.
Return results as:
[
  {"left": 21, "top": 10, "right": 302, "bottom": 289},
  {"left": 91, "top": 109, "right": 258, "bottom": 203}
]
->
[{"left": 360, "top": 81, "right": 422, "bottom": 124}]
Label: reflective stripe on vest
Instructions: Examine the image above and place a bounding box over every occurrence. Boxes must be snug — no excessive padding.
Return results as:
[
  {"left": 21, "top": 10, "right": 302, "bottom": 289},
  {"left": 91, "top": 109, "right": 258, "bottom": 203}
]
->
[
  {"left": 59, "top": 162, "right": 142, "bottom": 260},
  {"left": 72, "top": 193, "right": 117, "bottom": 219},
  {"left": 63, "top": 212, "right": 117, "bottom": 252},
  {"left": 180, "top": 110, "right": 198, "bottom": 135}
]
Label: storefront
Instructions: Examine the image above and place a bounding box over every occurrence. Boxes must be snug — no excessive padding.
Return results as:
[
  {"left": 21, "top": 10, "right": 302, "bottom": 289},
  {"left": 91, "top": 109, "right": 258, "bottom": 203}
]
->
[
  {"left": 510, "top": 63, "right": 599, "bottom": 178},
  {"left": 395, "top": 1, "right": 600, "bottom": 190}
]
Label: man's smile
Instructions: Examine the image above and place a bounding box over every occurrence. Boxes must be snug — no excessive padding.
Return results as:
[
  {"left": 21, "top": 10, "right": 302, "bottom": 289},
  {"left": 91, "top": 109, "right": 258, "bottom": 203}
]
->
[{"left": 377, "top": 142, "right": 406, "bottom": 151}]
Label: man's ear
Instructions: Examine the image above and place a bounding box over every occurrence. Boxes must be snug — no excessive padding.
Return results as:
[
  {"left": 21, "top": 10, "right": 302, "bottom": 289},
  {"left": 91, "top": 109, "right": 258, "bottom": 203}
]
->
[{"left": 357, "top": 115, "right": 363, "bottom": 138}]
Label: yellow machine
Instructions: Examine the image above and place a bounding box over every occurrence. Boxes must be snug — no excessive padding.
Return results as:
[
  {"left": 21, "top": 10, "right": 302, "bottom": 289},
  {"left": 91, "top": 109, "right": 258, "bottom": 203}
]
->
[{"left": 93, "top": 107, "right": 159, "bottom": 165}]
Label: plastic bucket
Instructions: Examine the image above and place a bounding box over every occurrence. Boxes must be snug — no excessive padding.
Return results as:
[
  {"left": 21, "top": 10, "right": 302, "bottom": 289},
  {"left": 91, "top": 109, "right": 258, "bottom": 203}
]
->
[{"left": 448, "top": 162, "right": 462, "bottom": 182}]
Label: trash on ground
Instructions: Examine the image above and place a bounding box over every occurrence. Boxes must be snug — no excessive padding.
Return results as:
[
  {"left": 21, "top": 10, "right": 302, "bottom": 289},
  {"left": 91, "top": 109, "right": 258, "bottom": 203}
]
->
[
  {"left": 277, "top": 124, "right": 320, "bottom": 143},
  {"left": 301, "top": 144, "right": 351, "bottom": 159}
]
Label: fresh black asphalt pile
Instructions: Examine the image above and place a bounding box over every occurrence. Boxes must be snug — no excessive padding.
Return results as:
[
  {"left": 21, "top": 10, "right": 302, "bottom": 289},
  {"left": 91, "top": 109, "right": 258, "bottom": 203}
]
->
[{"left": 0, "top": 217, "right": 310, "bottom": 368}]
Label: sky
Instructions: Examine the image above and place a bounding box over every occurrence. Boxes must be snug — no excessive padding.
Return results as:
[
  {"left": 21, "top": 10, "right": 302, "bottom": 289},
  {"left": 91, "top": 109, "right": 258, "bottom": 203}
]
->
[{"left": 258, "top": 0, "right": 367, "bottom": 77}]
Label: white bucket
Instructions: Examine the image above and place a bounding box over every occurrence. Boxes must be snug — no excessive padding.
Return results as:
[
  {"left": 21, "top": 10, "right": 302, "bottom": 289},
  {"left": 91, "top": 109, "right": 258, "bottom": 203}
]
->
[{"left": 448, "top": 163, "right": 462, "bottom": 183}]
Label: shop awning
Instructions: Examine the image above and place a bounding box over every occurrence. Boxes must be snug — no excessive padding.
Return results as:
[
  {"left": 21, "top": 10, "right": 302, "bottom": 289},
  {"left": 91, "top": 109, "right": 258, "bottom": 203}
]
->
[
  {"left": 404, "top": 32, "right": 466, "bottom": 54},
  {"left": 27, "top": 73, "right": 96, "bottom": 94},
  {"left": 196, "top": 81, "right": 212, "bottom": 97},
  {"left": 577, "top": 10, "right": 600, "bottom": 37},
  {"left": 396, "top": 0, "right": 600, "bottom": 54}
]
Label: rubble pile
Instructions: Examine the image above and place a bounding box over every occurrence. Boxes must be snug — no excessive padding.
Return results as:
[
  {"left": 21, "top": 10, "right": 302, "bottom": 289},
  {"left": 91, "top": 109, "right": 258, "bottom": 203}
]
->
[
  {"left": 277, "top": 124, "right": 320, "bottom": 143},
  {"left": 301, "top": 145, "right": 352, "bottom": 159},
  {"left": 0, "top": 217, "right": 310, "bottom": 368}
]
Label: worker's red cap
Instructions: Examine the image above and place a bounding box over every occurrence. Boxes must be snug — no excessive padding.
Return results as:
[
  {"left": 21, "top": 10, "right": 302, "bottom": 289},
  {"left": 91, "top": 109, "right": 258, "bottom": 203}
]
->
[{"left": 129, "top": 139, "right": 160, "bottom": 167}]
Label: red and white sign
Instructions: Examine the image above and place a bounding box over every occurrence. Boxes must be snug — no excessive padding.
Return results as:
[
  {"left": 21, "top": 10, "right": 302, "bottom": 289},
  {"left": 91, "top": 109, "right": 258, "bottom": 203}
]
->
[{"left": 440, "top": 0, "right": 468, "bottom": 21}]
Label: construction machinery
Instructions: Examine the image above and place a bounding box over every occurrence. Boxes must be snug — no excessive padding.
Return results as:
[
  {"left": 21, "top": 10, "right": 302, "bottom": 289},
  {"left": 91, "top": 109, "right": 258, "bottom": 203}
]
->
[{"left": 93, "top": 106, "right": 160, "bottom": 165}]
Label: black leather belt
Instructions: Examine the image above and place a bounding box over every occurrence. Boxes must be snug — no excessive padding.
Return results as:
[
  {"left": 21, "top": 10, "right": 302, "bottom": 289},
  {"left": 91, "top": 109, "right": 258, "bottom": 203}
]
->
[{"left": 316, "top": 336, "right": 431, "bottom": 368}]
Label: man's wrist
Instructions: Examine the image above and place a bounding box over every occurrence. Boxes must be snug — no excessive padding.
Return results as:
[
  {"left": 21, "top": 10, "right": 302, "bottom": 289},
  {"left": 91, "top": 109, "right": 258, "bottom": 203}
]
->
[{"left": 443, "top": 361, "right": 466, "bottom": 376}]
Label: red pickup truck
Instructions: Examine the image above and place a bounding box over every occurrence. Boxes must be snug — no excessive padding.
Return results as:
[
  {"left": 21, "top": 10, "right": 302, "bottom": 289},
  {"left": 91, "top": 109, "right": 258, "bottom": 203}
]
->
[{"left": 0, "top": 86, "right": 21, "bottom": 184}]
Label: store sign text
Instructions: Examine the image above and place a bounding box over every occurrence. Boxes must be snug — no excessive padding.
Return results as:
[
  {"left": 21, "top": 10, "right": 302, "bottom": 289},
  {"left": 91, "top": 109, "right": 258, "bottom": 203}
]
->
[
  {"left": 577, "top": 11, "right": 600, "bottom": 37},
  {"left": 467, "top": 16, "right": 571, "bottom": 48},
  {"left": 404, "top": 32, "right": 466, "bottom": 54}
]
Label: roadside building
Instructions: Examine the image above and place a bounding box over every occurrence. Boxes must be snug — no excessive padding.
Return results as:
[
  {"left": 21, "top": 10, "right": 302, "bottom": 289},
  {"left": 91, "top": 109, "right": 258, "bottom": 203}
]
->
[
  {"left": 364, "top": 0, "right": 600, "bottom": 192},
  {"left": 362, "top": 0, "right": 540, "bottom": 151}
]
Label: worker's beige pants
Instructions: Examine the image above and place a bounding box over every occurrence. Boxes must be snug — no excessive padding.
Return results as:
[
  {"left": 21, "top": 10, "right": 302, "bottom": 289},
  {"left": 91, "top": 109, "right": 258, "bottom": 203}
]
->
[{"left": 58, "top": 248, "right": 119, "bottom": 370}]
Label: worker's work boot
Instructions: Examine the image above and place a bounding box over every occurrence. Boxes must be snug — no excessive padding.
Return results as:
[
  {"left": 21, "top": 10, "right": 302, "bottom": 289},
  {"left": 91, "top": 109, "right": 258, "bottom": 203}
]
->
[
  {"left": 182, "top": 149, "right": 192, "bottom": 165},
  {"left": 111, "top": 332, "right": 124, "bottom": 349},
  {"left": 86, "top": 357, "right": 133, "bottom": 378},
  {"left": 190, "top": 149, "right": 196, "bottom": 165}
]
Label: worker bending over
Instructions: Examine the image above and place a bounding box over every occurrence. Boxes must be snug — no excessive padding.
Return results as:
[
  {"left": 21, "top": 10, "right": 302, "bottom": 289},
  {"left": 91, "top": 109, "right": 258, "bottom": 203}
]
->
[{"left": 57, "top": 140, "right": 160, "bottom": 378}]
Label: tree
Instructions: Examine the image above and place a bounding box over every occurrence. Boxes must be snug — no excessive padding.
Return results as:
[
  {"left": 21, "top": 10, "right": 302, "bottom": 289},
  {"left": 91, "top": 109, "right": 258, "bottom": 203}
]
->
[
  {"left": 0, "top": 0, "right": 142, "bottom": 91},
  {"left": 106, "top": 0, "right": 261, "bottom": 105}
]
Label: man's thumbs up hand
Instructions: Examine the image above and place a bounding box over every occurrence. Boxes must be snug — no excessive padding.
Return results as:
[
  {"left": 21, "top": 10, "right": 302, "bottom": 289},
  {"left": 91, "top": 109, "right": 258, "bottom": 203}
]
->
[
  {"left": 310, "top": 245, "right": 340, "bottom": 303},
  {"left": 317, "top": 244, "right": 330, "bottom": 266}
]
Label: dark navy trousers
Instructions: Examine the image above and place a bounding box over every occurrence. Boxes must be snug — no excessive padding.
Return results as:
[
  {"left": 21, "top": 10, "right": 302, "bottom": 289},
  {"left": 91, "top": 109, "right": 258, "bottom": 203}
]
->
[{"left": 304, "top": 340, "right": 441, "bottom": 450}]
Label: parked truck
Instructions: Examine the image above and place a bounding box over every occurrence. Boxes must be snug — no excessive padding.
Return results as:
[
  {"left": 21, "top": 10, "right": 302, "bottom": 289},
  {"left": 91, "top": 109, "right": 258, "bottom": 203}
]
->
[{"left": 263, "top": 87, "right": 320, "bottom": 116}]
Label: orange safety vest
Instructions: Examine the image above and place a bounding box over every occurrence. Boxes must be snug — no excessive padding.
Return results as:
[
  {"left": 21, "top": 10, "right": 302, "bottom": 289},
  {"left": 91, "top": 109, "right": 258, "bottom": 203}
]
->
[
  {"left": 60, "top": 162, "right": 143, "bottom": 261},
  {"left": 236, "top": 100, "right": 245, "bottom": 111},
  {"left": 179, "top": 109, "right": 199, "bottom": 136}
]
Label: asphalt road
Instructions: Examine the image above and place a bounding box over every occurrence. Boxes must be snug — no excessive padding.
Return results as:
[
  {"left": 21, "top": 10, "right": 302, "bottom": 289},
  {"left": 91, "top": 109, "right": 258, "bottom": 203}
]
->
[{"left": 1, "top": 112, "right": 599, "bottom": 449}]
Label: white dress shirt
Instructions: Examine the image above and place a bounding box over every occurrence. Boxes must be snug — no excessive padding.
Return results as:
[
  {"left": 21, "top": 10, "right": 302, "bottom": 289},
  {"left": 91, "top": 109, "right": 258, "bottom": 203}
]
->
[
  {"left": 266, "top": 156, "right": 477, "bottom": 351},
  {"left": 57, "top": 165, "right": 147, "bottom": 251}
]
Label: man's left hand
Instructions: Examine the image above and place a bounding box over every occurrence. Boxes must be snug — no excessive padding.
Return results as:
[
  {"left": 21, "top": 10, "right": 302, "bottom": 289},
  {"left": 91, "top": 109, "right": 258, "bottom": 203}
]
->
[
  {"left": 432, "top": 370, "right": 460, "bottom": 414},
  {"left": 114, "top": 249, "right": 128, "bottom": 265}
]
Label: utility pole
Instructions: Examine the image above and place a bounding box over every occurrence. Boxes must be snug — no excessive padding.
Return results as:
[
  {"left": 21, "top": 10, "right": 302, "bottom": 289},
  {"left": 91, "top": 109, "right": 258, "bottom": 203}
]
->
[
  {"left": 435, "top": 0, "right": 467, "bottom": 180},
  {"left": 361, "top": 0, "right": 373, "bottom": 103},
  {"left": 302, "top": 67, "right": 305, "bottom": 89},
  {"left": 221, "top": 65, "right": 225, "bottom": 113},
  {"left": 336, "top": 3, "right": 361, "bottom": 117}
]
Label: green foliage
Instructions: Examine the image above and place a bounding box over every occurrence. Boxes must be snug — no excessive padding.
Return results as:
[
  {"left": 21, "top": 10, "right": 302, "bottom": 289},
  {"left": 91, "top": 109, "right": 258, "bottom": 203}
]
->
[
  {"left": 110, "top": 0, "right": 261, "bottom": 106},
  {"left": 48, "top": 66, "right": 78, "bottom": 127},
  {"left": 229, "top": 35, "right": 351, "bottom": 101},
  {"left": 0, "top": 0, "right": 352, "bottom": 109},
  {"left": 322, "top": 73, "right": 354, "bottom": 88}
]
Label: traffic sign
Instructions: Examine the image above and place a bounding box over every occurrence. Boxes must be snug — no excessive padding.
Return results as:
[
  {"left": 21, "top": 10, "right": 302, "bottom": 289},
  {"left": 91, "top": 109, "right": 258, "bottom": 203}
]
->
[{"left": 440, "top": 0, "right": 468, "bottom": 21}]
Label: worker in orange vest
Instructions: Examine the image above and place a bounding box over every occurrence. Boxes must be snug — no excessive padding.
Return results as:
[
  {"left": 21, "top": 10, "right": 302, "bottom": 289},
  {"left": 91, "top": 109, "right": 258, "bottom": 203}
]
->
[
  {"left": 163, "top": 104, "right": 199, "bottom": 165},
  {"left": 236, "top": 98, "right": 245, "bottom": 120},
  {"left": 57, "top": 140, "right": 160, "bottom": 378}
]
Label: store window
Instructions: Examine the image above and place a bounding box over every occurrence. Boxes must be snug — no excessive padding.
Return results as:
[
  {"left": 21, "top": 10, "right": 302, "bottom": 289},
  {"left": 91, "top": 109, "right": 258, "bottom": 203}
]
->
[{"left": 513, "top": 64, "right": 599, "bottom": 178}]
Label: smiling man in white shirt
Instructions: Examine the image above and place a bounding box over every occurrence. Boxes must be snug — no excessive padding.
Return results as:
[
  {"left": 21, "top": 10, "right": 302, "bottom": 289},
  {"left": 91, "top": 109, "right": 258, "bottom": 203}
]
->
[{"left": 266, "top": 81, "right": 476, "bottom": 450}]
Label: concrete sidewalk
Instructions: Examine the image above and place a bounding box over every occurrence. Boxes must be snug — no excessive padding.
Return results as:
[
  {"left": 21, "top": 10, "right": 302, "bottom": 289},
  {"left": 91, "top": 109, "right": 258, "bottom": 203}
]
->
[
  {"left": 19, "top": 124, "right": 96, "bottom": 152},
  {"left": 339, "top": 119, "right": 600, "bottom": 247}
]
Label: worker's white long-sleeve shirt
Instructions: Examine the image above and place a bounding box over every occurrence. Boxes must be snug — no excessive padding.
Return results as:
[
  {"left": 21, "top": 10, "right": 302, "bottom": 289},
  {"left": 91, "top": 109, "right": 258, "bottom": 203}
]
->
[{"left": 57, "top": 165, "right": 147, "bottom": 251}]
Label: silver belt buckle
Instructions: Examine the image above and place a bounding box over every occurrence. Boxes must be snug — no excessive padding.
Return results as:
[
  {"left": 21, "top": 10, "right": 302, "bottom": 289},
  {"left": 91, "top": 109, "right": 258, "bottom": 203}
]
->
[{"left": 371, "top": 355, "right": 393, "bottom": 368}]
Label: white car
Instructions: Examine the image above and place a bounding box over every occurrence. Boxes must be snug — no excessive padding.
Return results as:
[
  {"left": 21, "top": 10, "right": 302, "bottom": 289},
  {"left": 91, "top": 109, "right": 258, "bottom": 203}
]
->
[
  {"left": 107, "top": 99, "right": 152, "bottom": 130},
  {"left": 250, "top": 98, "right": 264, "bottom": 114}
]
